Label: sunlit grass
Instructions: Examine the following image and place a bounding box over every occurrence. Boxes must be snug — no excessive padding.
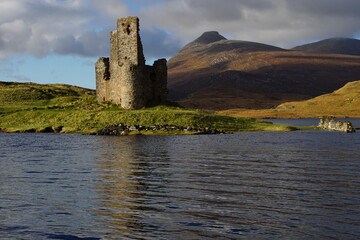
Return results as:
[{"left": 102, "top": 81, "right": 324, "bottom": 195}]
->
[{"left": 0, "top": 81, "right": 297, "bottom": 134}]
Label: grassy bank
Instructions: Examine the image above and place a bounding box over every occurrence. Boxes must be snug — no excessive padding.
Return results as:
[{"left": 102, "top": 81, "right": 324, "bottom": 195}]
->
[
  {"left": 218, "top": 80, "right": 360, "bottom": 119},
  {"left": 0, "top": 81, "right": 298, "bottom": 134}
]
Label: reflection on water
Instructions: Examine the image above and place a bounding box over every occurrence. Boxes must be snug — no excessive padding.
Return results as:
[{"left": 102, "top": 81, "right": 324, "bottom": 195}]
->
[
  {"left": 95, "top": 136, "right": 172, "bottom": 239},
  {"left": 0, "top": 132, "right": 359, "bottom": 239},
  {"left": 96, "top": 137, "right": 141, "bottom": 237}
]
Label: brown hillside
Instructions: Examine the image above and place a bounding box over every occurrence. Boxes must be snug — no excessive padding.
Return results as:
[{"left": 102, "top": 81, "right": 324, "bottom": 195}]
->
[
  {"left": 168, "top": 32, "right": 360, "bottom": 110},
  {"left": 292, "top": 38, "right": 360, "bottom": 56},
  {"left": 218, "top": 80, "right": 360, "bottom": 118}
]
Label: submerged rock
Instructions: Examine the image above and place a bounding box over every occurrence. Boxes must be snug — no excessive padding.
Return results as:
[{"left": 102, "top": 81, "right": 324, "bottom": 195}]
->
[
  {"left": 318, "top": 117, "right": 356, "bottom": 133},
  {"left": 52, "top": 126, "right": 63, "bottom": 133},
  {"left": 37, "top": 126, "right": 54, "bottom": 133}
]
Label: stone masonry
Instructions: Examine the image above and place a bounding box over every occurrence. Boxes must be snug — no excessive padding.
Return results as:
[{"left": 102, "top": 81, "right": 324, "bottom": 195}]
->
[{"left": 96, "top": 17, "right": 167, "bottom": 109}]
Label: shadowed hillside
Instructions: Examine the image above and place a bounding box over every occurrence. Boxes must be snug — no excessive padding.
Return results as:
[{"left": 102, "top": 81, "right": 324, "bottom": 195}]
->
[
  {"left": 292, "top": 38, "right": 360, "bottom": 56},
  {"left": 168, "top": 33, "right": 360, "bottom": 110},
  {"left": 218, "top": 80, "right": 360, "bottom": 118}
]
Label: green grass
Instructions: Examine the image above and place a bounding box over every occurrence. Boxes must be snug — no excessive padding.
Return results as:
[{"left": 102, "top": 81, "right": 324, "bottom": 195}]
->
[{"left": 0, "top": 81, "right": 297, "bottom": 134}]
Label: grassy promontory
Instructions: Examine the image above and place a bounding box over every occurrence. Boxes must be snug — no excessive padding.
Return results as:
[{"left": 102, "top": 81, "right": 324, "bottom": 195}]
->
[
  {"left": 0, "top": 81, "right": 297, "bottom": 134},
  {"left": 218, "top": 80, "right": 360, "bottom": 119}
]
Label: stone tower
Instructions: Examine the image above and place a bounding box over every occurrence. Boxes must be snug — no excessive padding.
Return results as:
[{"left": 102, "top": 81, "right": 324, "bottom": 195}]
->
[{"left": 95, "top": 17, "right": 167, "bottom": 109}]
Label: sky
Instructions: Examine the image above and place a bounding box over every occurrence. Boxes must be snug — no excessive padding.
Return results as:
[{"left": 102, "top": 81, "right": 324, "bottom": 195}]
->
[{"left": 1, "top": 0, "right": 360, "bottom": 89}]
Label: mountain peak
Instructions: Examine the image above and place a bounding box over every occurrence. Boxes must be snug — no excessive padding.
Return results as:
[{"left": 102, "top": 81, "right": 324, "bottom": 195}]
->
[
  {"left": 194, "top": 31, "right": 227, "bottom": 44},
  {"left": 179, "top": 31, "right": 227, "bottom": 53}
]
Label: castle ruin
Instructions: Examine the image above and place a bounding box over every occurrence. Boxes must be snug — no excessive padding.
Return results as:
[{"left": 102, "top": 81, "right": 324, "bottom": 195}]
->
[{"left": 95, "top": 17, "right": 167, "bottom": 109}]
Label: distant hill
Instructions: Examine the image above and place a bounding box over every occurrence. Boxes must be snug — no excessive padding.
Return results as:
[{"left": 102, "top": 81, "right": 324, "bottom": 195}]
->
[
  {"left": 0, "top": 81, "right": 94, "bottom": 103},
  {"left": 292, "top": 38, "right": 360, "bottom": 56},
  {"left": 168, "top": 33, "right": 360, "bottom": 110},
  {"left": 218, "top": 80, "right": 360, "bottom": 118}
]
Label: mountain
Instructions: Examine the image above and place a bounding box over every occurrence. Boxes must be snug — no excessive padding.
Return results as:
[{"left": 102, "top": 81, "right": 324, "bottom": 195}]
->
[
  {"left": 185, "top": 31, "right": 226, "bottom": 47},
  {"left": 218, "top": 80, "right": 360, "bottom": 118},
  {"left": 168, "top": 33, "right": 360, "bottom": 110},
  {"left": 179, "top": 31, "right": 281, "bottom": 54},
  {"left": 292, "top": 38, "right": 360, "bottom": 56}
]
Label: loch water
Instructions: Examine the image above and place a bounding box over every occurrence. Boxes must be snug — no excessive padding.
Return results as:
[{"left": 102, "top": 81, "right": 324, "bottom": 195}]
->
[{"left": 1, "top": 120, "right": 360, "bottom": 239}]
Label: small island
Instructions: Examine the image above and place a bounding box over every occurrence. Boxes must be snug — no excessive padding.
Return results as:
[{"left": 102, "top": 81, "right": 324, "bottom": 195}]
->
[{"left": 0, "top": 81, "right": 298, "bottom": 134}]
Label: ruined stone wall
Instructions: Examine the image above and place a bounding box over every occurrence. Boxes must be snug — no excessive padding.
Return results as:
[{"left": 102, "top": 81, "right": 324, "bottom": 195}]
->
[
  {"left": 152, "top": 59, "right": 168, "bottom": 102},
  {"left": 95, "top": 57, "right": 110, "bottom": 102},
  {"left": 116, "top": 17, "right": 147, "bottom": 109},
  {"left": 109, "top": 30, "right": 121, "bottom": 104},
  {"left": 117, "top": 17, "right": 145, "bottom": 67},
  {"left": 95, "top": 16, "right": 167, "bottom": 109},
  {"left": 119, "top": 65, "right": 147, "bottom": 109}
]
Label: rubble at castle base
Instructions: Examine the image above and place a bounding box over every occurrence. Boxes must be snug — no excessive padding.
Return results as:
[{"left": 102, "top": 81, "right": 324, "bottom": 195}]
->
[
  {"left": 95, "top": 17, "right": 167, "bottom": 110},
  {"left": 96, "top": 124, "right": 226, "bottom": 135}
]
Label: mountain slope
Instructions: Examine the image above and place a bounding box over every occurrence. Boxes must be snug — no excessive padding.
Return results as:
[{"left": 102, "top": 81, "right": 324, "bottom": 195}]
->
[
  {"left": 168, "top": 33, "right": 360, "bottom": 110},
  {"left": 278, "top": 80, "right": 360, "bottom": 117},
  {"left": 218, "top": 80, "right": 360, "bottom": 118},
  {"left": 292, "top": 38, "right": 360, "bottom": 56}
]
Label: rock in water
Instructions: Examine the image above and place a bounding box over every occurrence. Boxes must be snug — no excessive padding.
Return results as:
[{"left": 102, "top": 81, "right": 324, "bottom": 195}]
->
[{"left": 318, "top": 117, "right": 356, "bottom": 133}]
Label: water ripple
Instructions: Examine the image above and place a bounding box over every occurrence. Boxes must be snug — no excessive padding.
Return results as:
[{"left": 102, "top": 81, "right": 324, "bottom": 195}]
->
[{"left": 0, "top": 131, "right": 359, "bottom": 239}]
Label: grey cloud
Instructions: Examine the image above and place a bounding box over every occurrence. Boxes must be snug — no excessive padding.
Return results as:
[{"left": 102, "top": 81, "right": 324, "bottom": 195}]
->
[
  {"left": 53, "top": 29, "right": 111, "bottom": 57},
  {"left": 53, "top": 35, "right": 84, "bottom": 55},
  {"left": 78, "top": 30, "right": 111, "bottom": 57},
  {"left": 191, "top": 0, "right": 274, "bottom": 18},
  {"left": 189, "top": 0, "right": 243, "bottom": 22},
  {"left": 141, "top": 28, "right": 182, "bottom": 59},
  {"left": 49, "top": 24, "right": 179, "bottom": 60},
  {"left": 0, "top": 0, "right": 178, "bottom": 61},
  {"left": 0, "top": 0, "right": 127, "bottom": 58},
  {"left": 140, "top": 0, "right": 360, "bottom": 49},
  {"left": 1, "top": 0, "right": 359, "bottom": 61},
  {"left": 139, "top": 0, "right": 282, "bottom": 43},
  {"left": 285, "top": 0, "right": 360, "bottom": 17}
]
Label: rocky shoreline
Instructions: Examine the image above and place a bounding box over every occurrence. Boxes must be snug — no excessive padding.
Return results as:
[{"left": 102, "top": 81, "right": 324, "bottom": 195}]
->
[{"left": 96, "top": 123, "right": 226, "bottom": 135}]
